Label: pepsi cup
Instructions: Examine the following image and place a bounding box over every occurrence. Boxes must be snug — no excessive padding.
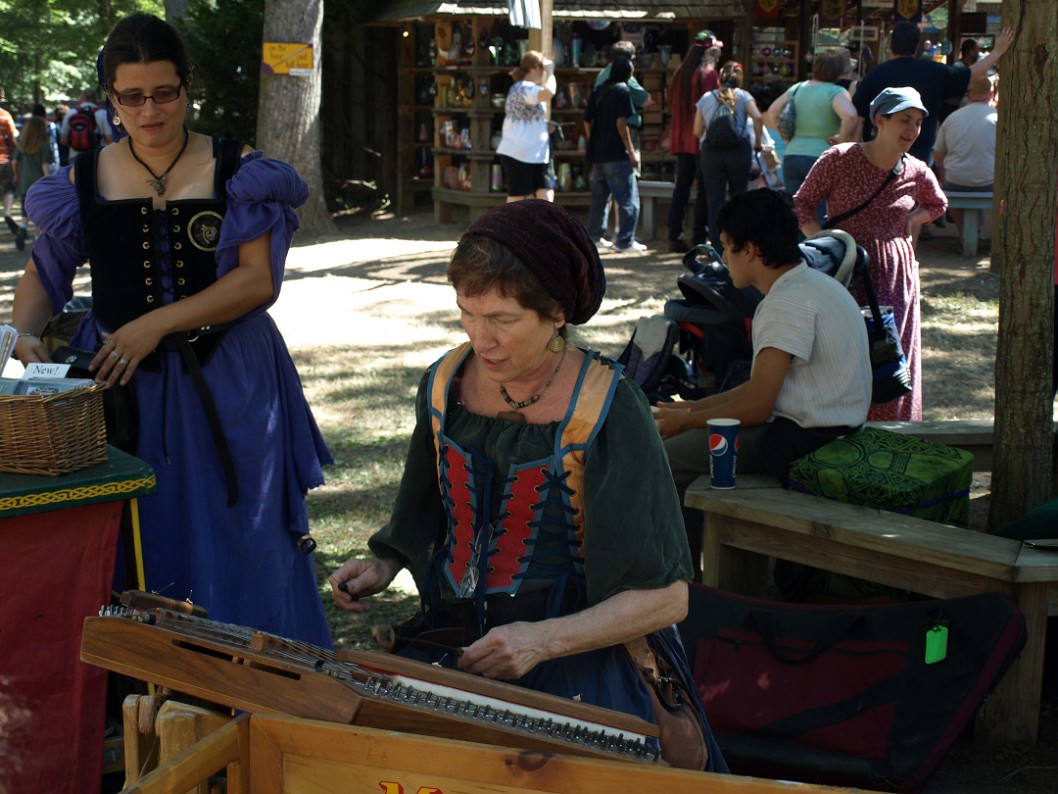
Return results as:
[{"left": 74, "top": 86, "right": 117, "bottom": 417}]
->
[{"left": 707, "top": 418, "right": 740, "bottom": 489}]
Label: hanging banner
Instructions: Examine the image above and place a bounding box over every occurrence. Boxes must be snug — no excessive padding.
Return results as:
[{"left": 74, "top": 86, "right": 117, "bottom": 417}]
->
[
  {"left": 820, "top": 0, "right": 847, "bottom": 26},
  {"left": 754, "top": 0, "right": 780, "bottom": 18},
  {"left": 894, "top": 0, "right": 923, "bottom": 23}
]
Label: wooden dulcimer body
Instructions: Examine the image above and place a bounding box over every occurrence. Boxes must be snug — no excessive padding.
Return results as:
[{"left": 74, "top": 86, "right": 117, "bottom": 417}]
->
[{"left": 80, "top": 605, "right": 660, "bottom": 764}]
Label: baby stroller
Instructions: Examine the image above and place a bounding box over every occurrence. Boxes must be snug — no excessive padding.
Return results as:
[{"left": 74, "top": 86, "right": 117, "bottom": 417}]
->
[{"left": 619, "top": 231, "right": 867, "bottom": 404}]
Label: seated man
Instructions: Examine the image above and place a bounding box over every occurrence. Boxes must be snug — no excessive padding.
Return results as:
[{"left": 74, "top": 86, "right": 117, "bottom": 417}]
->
[
  {"left": 933, "top": 75, "right": 996, "bottom": 243},
  {"left": 655, "top": 189, "right": 872, "bottom": 572}
]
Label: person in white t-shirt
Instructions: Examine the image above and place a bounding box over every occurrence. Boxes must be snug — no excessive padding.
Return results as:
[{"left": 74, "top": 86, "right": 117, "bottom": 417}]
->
[
  {"left": 657, "top": 189, "right": 871, "bottom": 567},
  {"left": 933, "top": 75, "right": 996, "bottom": 240},
  {"left": 496, "top": 50, "right": 556, "bottom": 202}
]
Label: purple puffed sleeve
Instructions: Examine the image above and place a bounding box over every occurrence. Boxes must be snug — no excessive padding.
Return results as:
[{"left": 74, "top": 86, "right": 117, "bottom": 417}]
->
[
  {"left": 24, "top": 166, "right": 88, "bottom": 314},
  {"left": 214, "top": 152, "right": 309, "bottom": 314}
]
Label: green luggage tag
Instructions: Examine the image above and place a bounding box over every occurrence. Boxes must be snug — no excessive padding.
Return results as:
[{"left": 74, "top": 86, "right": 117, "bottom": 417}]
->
[{"left": 925, "top": 622, "right": 949, "bottom": 664}]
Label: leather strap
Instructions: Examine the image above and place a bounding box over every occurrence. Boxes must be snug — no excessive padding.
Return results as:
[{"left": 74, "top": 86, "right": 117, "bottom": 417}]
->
[
  {"left": 823, "top": 153, "right": 905, "bottom": 230},
  {"left": 179, "top": 340, "right": 239, "bottom": 508}
]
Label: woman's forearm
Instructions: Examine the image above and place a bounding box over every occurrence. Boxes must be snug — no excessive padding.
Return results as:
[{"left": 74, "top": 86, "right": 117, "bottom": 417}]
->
[
  {"left": 11, "top": 264, "right": 54, "bottom": 337},
  {"left": 537, "top": 582, "right": 689, "bottom": 661}
]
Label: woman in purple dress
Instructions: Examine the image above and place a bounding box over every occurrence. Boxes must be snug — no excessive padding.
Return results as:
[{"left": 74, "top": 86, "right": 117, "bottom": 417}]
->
[{"left": 9, "top": 13, "right": 332, "bottom": 647}]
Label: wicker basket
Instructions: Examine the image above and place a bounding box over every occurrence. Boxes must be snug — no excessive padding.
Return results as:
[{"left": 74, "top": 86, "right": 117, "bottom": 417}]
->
[{"left": 0, "top": 381, "right": 108, "bottom": 476}]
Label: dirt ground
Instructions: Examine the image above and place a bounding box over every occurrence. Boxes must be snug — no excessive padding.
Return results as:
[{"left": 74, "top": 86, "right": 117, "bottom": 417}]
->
[{"left": 1, "top": 203, "right": 1054, "bottom": 793}]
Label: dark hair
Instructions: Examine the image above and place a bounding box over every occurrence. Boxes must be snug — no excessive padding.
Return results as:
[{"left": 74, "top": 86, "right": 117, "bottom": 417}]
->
[
  {"left": 101, "top": 12, "right": 192, "bottom": 92},
  {"left": 717, "top": 189, "right": 801, "bottom": 268},
  {"left": 607, "top": 56, "right": 633, "bottom": 85},
  {"left": 813, "top": 49, "right": 846, "bottom": 83},
  {"left": 961, "top": 39, "right": 979, "bottom": 56},
  {"left": 447, "top": 237, "right": 566, "bottom": 324},
  {"left": 673, "top": 45, "right": 708, "bottom": 107},
  {"left": 31, "top": 103, "right": 47, "bottom": 117},
  {"left": 890, "top": 22, "right": 921, "bottom": 56}
]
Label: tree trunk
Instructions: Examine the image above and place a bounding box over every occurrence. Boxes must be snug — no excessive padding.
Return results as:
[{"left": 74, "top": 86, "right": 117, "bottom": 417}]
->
[
  {"left": 987, "top": 1, "right": 1058, "bottom": 531},
  {"left": 257, "top": 0, "right": 336, "bottom": 238}
]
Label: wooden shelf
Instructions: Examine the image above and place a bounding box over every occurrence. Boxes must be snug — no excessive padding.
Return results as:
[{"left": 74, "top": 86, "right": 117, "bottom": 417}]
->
[
  {"left": 433, "top": 65, "right": 504, "bottom": 75},
  {"left": 410, "top": 17, "right": 705, "bottom": 221},
  {"left": 432, "top": 147, "right": 497, "bottom": 160}
]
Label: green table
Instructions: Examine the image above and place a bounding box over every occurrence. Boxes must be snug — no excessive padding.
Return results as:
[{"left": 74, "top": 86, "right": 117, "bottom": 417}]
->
[{"left": 0, "top": 444, "right": 156, "bottom": 517}]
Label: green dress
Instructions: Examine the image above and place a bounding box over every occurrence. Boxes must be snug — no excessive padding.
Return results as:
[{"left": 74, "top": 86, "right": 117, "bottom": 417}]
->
[{"left": 366, "top": 346, "right": 729, "bottom": 773}]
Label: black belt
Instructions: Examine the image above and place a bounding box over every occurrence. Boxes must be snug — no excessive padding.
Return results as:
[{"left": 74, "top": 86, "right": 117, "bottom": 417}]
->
[{"left": 176, "top": 336, "right": 239, "bottom": 508}]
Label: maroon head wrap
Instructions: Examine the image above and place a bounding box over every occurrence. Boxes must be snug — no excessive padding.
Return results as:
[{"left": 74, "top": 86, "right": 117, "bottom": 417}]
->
[{"left": 461, "top": 200, "right": 606, "bottom": 325}]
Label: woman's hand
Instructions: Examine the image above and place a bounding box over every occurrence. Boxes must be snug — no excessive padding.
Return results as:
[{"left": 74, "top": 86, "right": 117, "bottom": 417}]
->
[
  {"left": 459, "top": 621, "right": 548, "bottom": 680},
  {"left": 89, "top": 314, "right": 167, "bottom": 387},
  {"left": 329, "top": 557, "right": 401, "bottom": 613},
  {"left": 13, "top": 333, "right": 50, "bottom": 366}
]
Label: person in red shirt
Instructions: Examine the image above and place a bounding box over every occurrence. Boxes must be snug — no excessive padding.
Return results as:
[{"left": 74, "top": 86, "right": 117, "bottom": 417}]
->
[
  {"left": 665, "top": 31, "right": 722, "bottom": 252},
  {"left": 1, "top": 104, "right": 19, "bottom": 235}
]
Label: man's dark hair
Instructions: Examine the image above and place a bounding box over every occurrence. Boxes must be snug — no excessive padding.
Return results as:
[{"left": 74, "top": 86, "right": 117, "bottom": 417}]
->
[
  {"left": 890, "top": 22, "right": 921, "bottom": 56},
  {"left": 717, "top": 189, "right": 801, "bottom": 268},
  {"left": 607, "top": 56, "right": 633, "bottom": 84}
]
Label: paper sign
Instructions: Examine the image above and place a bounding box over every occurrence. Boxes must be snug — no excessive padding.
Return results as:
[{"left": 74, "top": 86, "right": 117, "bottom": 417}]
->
[
  {"left": 24, "top": 362, "right": 71, "bottom": 379},
  {"left": 852, "top": 25, "right": 880, "bottom": 42},
  {"left": 262, "top": 42, "right": 314, "bottom": 76}
]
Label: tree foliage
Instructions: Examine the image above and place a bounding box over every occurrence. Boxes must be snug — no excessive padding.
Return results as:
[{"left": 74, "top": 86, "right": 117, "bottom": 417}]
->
[
  {"left": 0, "top": 0, "right": 163, "bottom": 110},
  {"left": 178, "top": 0, "right": 264, "bottom": 145}
]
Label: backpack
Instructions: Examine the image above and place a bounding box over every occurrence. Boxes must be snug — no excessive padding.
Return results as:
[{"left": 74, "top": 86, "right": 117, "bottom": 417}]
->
[
  {"left": 705, "top": 91, "right": 742, "bottom": 150},
  {"left": 67, "top": 104, "right": 99, "bottom": 152},
  {"left": 617, "top": 315, "right": 683, "bottom": 401}
]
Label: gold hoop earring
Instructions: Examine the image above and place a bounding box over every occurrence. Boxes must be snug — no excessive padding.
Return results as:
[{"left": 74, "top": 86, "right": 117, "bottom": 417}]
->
[{"left": 548, "top": 333, "right": 566, "bottom": 354}]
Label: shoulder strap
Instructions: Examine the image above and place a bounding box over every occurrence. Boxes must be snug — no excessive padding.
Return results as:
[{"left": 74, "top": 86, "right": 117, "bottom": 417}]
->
[
  {"left": 824, "top": 154, "right": 905, "bottom": 229},
  {"left": 74, "top": 148, "right": 99, "bottom": 217},
  {"left": 212, "top": 136, "right": 244, "bottom": 198}
]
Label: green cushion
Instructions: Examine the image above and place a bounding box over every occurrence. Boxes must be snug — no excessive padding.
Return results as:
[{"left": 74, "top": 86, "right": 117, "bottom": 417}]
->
[
  {"left": 788, "top": 427, "right": 974, "bottom": 526},
  {"left": 995, "top": 497, "right": 1058, "bottom": 542}
]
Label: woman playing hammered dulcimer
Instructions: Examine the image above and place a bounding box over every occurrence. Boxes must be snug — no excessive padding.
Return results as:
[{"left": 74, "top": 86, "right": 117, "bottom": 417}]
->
[{"left": 331, "top": 199, "right": 728, "bottom": 771}]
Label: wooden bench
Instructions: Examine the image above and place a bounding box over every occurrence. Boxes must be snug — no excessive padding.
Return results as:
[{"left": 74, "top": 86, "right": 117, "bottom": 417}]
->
[
  {"left": 431, "top": 187, "right": 593, "bottom": 224},
  {"left": 944, "top": 190, "right": 993, "bottom": 258},
  {"left": 685, "top": 474, "right": 1058, "bottom": 747},
  {"left": 639, "top": 180, "right": 688, "bottom": 241},
  {"left": 868, "top": 419, "right": 1058, "bottom": 487},
  {"left": 867, "top": 419, "right": 996, "bottom": 470}
]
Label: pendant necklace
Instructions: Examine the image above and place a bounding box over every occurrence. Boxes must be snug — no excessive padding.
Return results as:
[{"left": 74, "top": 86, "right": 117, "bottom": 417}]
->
[
  {"left": 128, "top": 127, "right": 190, "bottom": 197},
  {"left": 497, "top": 346, "right": 567, "bottom": 423}
]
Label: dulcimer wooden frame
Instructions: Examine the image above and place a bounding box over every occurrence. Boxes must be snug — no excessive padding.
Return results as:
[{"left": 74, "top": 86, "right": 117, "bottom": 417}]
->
[{"left": 80, "top": 605, "right": 659, "bottom": 765}]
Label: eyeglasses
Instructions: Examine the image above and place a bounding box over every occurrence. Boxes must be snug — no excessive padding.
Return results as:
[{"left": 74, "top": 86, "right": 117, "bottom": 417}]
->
[{"left": 111, "top": 86, "right": 183, "bottom": 107}]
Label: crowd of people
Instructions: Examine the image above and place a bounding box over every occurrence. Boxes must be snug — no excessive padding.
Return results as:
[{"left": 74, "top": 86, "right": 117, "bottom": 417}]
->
[{"left": 0, "top": 12, "right": 1026, "bottom": 777}]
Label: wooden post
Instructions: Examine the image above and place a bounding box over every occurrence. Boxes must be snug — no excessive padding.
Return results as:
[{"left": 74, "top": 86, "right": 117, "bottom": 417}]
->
[{"left": 528, "top": 0, "right": 553, "bottom": 57}]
